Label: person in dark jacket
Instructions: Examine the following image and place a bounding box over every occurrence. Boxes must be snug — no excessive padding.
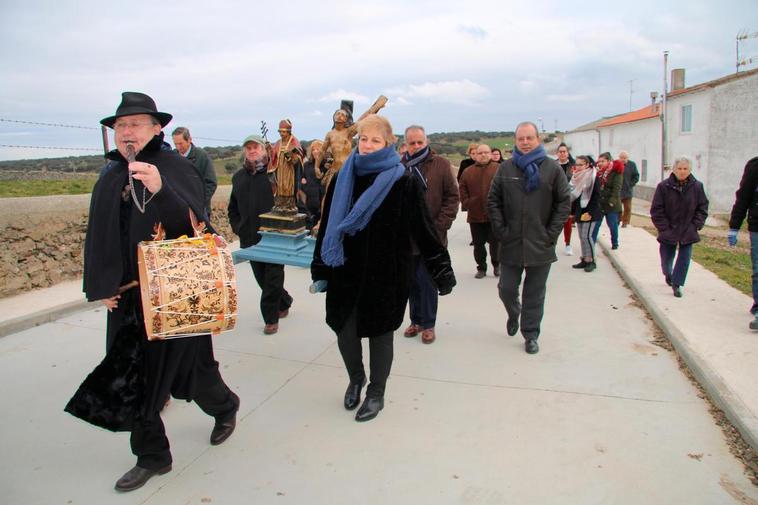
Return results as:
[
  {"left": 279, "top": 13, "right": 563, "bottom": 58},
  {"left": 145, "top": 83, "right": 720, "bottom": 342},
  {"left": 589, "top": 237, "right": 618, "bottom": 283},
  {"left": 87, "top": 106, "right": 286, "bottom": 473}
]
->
[
  {"left": 298, "top": 140, "right": 326, "bottom": 230},
  {"left": 650, "top": 156, "right": 709, "bottom": 298},
  {"left": 569, "top": 155, "right": 602, "bottom": 272},
  {"left": 69, "top": 92, "right": 239, "bottom": 493},
  {"left": 457, "top": 143, "right": 478, "bottom": 181},
  {"left": 228, "top": 134, "right": 293, "bottom": 334},
  {"left": 619, "top": 150, "right": 640, "bottom": 227},
  {"left": 727, "top": 156, "right": 758, "bottom": 329},
  {"left": 487, "top": 122, "right": 570, "bottom": 355},
  {"left": 172, "top": 127, "right": 217, "bottom": 218},
  {"left": 460, "top": 143, "right": 499, "bottom": 278},
  {"left": 591, "top": 153, "right": 623, "bottom": 249},
  {"left": 311, "top": 115, "right": 456, "bottom": 422},
  {"left": 401, "top": 124, "right": 460, "bottom": 344}
]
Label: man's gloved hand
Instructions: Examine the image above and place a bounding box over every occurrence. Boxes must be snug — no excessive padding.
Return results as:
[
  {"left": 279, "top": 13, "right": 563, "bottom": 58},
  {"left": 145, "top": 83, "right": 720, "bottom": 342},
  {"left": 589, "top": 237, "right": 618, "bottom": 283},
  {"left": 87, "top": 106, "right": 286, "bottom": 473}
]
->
[
  {"left": 437, "top": 271, "right": 456, "bottom": 296},
  {"left": 728, "top": 229, "right": 738, "bottom": 247}
]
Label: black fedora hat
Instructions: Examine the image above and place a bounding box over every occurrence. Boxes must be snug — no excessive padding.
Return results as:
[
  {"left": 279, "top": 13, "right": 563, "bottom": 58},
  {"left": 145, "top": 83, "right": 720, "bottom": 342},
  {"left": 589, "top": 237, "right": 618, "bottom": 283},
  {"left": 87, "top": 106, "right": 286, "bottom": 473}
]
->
[{"left": 100, "top": 91, "right": 173, "bottom": 128}]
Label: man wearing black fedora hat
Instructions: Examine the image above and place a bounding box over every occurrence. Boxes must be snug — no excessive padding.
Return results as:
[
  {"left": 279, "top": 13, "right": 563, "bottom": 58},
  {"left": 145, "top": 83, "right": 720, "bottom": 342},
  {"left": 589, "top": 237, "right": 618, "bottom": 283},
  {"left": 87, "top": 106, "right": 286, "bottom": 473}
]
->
[{"left": 67, "top": 91, "right": 239, "bottom": 492}]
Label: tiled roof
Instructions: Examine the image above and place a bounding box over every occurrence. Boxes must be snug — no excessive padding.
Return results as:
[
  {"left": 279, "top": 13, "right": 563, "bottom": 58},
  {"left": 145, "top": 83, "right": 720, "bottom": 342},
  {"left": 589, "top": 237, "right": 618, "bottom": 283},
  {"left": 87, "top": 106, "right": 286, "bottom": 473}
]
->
[
  {"left": 596, "top": 105, "right": 660, "bottom": 128},
  {"left": 568, "top": 116, "right": 622, "bottom": 133}
]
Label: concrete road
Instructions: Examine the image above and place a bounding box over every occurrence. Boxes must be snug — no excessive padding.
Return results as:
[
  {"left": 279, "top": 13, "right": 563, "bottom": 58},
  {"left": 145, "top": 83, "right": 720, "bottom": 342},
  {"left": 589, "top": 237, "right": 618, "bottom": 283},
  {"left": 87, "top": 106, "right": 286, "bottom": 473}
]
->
[{"left": 1, "top": 217, "right": 756, "bottom": 504}]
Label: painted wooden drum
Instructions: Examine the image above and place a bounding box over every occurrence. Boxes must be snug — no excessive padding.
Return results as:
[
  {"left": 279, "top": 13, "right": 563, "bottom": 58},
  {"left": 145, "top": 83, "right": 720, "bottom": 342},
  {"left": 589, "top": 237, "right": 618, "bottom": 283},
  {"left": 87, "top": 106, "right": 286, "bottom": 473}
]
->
[{"left": 137, "top": 234, "right": 237, "bottom": 340}]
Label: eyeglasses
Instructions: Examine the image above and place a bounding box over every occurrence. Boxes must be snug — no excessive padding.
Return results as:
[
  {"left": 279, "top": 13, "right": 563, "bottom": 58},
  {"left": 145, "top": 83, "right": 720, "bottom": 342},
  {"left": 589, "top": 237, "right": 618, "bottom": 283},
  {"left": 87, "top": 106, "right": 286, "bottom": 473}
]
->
[
  {"left": 278, "top": 129, "right": 290, "bottom": 133},
  {"left": 113, "top": 121, "right": 154, "bottom": 131}
]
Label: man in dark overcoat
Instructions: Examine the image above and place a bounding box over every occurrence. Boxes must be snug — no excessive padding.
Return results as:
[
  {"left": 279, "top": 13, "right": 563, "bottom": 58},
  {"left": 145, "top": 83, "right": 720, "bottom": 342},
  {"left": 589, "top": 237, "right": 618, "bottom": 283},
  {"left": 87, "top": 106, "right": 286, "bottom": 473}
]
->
[
  {"left": 487, "top": 122, "right": 570, "bottom": 355},
  {"left": 68, "top": 92, "right": 239, "bottom": 492}
]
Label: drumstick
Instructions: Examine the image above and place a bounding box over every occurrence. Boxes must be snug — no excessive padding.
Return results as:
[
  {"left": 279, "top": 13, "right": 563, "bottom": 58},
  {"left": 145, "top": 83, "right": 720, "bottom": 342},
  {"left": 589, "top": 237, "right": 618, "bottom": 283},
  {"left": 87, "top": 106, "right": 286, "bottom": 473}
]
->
[{"left": 117, "top": 280, "right": 139, "bottom": 294}]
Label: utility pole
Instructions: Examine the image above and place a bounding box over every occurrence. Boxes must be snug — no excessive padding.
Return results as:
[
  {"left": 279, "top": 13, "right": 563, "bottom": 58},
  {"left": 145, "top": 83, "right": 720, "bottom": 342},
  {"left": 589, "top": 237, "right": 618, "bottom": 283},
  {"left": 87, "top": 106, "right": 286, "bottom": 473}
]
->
[
  {"left": 661, "top": 51, "right": 669, "bottom": 183},
  {"left": 628, "top": 79, "right": 636, "bottom": 111}
]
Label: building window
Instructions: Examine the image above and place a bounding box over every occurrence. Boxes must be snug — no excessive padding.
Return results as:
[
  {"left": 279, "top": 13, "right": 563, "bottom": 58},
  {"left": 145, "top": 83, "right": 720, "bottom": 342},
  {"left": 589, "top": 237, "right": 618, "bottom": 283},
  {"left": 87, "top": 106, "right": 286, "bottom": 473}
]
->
[
  {"left": 641, "top": 159, "right": 647, "bottom": 182},
  {"left": 681, "top": 104, "right": 693, "bottom": 133}
]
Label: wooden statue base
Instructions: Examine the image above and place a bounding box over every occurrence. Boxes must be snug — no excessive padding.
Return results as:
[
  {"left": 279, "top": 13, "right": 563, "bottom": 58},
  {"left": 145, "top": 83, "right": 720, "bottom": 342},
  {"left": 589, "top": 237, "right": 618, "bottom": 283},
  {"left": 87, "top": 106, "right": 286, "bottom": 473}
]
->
[
  {"left": 259, "top": 212, "right": 307, "bottom": 234},
  {"left": 232, "top": 230, "right": 316, "bottom": 268}
]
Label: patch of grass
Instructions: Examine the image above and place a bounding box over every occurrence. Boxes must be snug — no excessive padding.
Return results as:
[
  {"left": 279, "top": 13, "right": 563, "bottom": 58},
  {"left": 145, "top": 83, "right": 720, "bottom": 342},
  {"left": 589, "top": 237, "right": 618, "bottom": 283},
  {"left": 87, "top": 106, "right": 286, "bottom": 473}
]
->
[
  {"left": 451, "top": 135, "right": 514, "bottom": 150},
  {"left": 0, "top": 177, "right": 98, "bottom": 197},
  {"left": 692, "top": 236, "right": 752, "bottom": 296}
]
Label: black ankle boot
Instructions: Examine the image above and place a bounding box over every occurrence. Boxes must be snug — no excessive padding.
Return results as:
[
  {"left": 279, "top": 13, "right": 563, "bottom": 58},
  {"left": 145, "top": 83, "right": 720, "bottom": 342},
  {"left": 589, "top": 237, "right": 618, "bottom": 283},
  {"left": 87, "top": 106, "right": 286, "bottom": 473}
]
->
[
  {"left": 355, "top": 396, "right": 384, "bottom": 422},
  {"left": 343, "top": 378, "right": 366, "bottom": 410}
]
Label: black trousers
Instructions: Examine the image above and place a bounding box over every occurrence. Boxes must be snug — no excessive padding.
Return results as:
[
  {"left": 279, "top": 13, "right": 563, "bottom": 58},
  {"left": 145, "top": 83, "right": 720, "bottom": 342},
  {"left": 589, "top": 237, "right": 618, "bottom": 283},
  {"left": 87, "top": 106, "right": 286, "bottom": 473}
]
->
[
  {"left": 250, "top": 261, "right": 293, "bottom": 324},
  {"left": 497, "top": 263, "right": 551, "bottom": 340},
  {"left": 336, "top": 310, "right": 393, "bottom": 399},
  {"left": 470, "top": 222, "right": 499, "bottom": 272},
  {"left": 130, "top": 379, "right": 238, "bottom": 470}
]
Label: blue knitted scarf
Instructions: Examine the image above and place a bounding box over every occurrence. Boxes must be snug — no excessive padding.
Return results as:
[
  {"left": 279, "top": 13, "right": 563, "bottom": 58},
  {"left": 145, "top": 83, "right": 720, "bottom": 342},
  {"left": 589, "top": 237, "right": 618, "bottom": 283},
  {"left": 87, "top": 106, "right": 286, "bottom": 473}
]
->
[
  {"left": 320, "top": 145, "right": 405, "bottom": 267},
  {"left": 512, "top": 145, "right": 546, "bottom": 193}
]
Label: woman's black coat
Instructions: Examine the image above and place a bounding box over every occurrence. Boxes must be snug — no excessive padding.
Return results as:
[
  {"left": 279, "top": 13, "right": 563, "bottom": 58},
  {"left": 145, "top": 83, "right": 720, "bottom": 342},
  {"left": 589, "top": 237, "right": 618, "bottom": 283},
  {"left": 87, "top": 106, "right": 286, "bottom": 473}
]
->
[{"left": 311, "top": 171, "right": 456, "bottom": 339}]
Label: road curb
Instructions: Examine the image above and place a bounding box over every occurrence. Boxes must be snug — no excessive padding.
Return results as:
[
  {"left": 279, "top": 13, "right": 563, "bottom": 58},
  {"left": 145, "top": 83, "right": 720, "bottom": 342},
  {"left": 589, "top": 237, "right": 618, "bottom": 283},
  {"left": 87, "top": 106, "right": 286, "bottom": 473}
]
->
[
  {"left": 600, "top": 239, "right": 758, "bottom": 454},
  {"left": 0, "top": 299, "right": 93, "bottom": 338}
]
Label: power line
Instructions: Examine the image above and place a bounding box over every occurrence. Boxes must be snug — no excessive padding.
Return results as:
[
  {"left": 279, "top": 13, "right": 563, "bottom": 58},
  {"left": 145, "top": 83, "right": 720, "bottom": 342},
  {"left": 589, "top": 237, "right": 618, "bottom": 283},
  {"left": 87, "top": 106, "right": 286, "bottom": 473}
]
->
[
  {"left": 193, "top": 136, "right": 239, "bottom": 144},
  {"left": 0, "top": 118, "right": 99, "bottom": 130},
  {"left": 0, "top": 144, "right": 101, "bottom": 152}
]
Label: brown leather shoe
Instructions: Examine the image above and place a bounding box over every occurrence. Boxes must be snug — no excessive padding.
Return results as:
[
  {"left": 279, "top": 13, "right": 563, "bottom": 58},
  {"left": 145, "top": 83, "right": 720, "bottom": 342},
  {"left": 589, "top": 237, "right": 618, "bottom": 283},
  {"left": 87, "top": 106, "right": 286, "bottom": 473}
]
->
[
  {"left": 403, "top": 324, "right": 421, "bottom": 337},
  {"left": 278, "top": 309, "right": 289, "bottom": 318},
  {"left": 263, "top": 323, "right": 278, "bottom": 334},
  {"left": 421, "top": 328, "right": 436, "bottom": 344},
  {"left": 115, "top": 464, "right": 171, "bottom": 492}
]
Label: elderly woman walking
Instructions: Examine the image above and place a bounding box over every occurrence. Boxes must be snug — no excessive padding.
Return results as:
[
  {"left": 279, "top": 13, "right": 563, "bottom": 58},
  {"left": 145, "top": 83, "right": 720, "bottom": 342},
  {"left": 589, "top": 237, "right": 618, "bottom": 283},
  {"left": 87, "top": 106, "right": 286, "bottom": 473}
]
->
[{"left": 650, "top": 156, "right": 709, "bottom": 297}]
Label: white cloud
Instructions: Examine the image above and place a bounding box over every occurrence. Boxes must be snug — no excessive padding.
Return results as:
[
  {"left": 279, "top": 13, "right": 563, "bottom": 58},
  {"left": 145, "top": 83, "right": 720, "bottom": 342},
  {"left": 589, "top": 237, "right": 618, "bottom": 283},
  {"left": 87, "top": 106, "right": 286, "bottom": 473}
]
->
[
  {"left": 314, "top": 89, "right": 371, "bottom": 105},
  {"left": 385, "top": 80, "right": 490, "bottom": 106}
]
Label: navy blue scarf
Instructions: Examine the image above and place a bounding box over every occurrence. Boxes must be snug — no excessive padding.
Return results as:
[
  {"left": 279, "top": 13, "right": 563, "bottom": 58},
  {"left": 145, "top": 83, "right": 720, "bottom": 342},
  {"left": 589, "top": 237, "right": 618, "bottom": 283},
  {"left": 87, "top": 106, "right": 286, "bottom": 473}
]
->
[
  {"left": 402, "top": 146, "right": 430, "bottom": 190},
  {"left": 512, "top": 145, "right": 546, "bottom": 193},
  {"left": 321, "top": 146, "right": 405, "bottom": 267}
]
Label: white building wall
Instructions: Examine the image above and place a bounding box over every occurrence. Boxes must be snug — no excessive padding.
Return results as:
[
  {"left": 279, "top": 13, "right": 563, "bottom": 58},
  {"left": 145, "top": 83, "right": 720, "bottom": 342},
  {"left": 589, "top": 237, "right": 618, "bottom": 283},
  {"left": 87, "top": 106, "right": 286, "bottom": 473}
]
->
[
  {"left": 598, "top": 118, "right": 662, "bottom": 197},
  {"left": 562, "top": 130, "right": 599, "bottom": 159},
  {"left": 703, "top": 72, "right": 758, "bottom": 211},
  {"left": 666, "top": 89, "right": 712, "bottom": 201}
]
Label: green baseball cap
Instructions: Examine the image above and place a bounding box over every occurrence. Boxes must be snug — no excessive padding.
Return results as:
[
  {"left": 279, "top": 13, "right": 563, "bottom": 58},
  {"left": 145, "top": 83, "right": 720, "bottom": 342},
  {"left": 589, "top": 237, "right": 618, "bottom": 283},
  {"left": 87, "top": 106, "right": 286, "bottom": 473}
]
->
[{"left": 242, "top": 134, "right": 265, "bottom": 146}]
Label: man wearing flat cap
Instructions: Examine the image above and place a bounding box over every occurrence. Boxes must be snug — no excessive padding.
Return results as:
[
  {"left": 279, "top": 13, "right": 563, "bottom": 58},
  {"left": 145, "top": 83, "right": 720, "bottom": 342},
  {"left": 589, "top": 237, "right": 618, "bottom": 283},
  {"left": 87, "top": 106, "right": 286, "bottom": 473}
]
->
[
  {"left": 229, "top": 134, "right": 293, "bottom": 334},
  {"left": 66, "top": 92, "right": 239, "bottom": 492}
]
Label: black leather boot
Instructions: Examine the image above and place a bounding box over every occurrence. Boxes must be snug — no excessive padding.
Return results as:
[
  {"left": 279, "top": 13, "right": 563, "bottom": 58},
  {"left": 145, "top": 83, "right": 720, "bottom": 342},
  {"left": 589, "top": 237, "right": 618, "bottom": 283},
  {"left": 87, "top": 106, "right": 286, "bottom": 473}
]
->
[
  {"left": 344, "top": 378, "right": 366, "bottom": 410},
  {"left": 355, "top": 396, "right": 384, "bottom": 422},
  {"left": 115, "top": 464, "right": 171, "bottom": 492}
]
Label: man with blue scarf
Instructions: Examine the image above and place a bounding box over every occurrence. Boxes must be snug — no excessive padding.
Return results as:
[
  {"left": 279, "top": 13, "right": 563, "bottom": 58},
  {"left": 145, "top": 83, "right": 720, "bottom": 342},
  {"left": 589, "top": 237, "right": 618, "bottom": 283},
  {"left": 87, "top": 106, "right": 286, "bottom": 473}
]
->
[
  {"left": 487, "top": 122, "right": 570, "bottom": 354},
  {"left": 400, "top": 125, "right": 459, "bottom": 345}
]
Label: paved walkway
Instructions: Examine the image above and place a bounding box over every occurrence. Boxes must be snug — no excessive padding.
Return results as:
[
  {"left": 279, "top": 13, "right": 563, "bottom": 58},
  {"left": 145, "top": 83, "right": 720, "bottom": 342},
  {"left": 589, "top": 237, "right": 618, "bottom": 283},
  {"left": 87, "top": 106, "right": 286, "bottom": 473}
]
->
[{"left": 1, "top": 205, "right": 757, "bottom": 504}]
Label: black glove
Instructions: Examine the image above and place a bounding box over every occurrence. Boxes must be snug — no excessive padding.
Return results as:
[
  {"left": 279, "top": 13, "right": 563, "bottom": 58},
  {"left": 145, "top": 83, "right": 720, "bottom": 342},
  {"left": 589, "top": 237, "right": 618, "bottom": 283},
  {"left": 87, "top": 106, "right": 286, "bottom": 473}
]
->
[{"left": 436, "top": 270, "right": 456, "bottom": 296}]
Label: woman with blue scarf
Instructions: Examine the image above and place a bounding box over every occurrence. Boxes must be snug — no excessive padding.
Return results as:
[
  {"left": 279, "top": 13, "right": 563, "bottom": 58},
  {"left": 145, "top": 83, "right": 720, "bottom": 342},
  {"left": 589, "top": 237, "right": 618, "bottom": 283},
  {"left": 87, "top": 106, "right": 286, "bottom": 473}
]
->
[{"left": 311, "top": 115, "right": 456, "bottom": 422}]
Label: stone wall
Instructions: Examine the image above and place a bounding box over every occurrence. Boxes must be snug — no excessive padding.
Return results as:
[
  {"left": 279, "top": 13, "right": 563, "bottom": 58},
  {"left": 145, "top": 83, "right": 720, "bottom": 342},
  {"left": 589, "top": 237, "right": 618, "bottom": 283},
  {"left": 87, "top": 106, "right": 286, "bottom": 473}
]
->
[{"left": 0, "top": 187, "right": 236, "bottom": 298}]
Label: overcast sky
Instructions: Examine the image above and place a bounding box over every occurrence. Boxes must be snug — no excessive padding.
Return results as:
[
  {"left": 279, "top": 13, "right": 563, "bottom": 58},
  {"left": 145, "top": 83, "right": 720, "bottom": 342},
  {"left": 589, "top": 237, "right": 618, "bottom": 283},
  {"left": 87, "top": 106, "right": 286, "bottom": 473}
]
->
[{"left": 1, "top": 0, "right": 756, "bottom": 160}]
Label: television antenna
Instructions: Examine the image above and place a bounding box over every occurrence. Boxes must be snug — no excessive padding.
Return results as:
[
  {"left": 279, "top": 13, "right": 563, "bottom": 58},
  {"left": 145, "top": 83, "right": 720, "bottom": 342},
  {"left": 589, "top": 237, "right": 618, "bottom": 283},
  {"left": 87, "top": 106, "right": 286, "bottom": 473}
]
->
[{"left": 736, "top": 29, "right": 758, "bottom": 72}]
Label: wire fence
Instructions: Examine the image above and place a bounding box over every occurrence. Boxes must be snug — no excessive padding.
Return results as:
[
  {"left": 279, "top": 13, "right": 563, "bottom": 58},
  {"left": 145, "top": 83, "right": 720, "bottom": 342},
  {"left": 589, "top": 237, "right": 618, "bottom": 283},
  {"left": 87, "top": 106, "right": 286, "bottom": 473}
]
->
[{"left": 0, "top": 117, "right": 240, "bottom": 157}]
